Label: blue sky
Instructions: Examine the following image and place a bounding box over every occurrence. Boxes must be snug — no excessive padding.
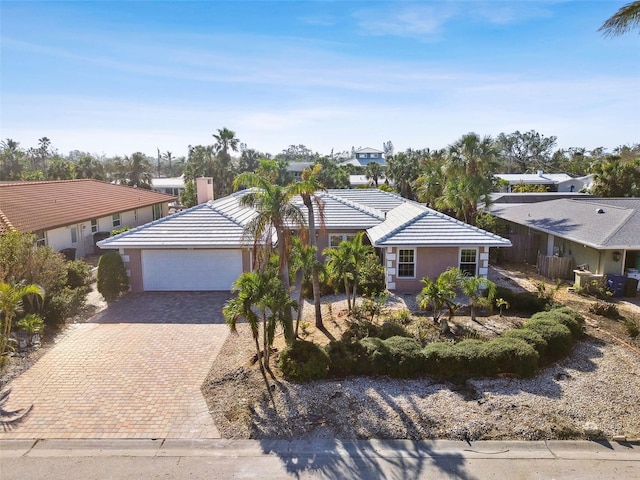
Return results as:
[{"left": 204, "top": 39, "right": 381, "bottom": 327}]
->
[{"left": 1, "top": 1, "right": 638, "bottom": 158}]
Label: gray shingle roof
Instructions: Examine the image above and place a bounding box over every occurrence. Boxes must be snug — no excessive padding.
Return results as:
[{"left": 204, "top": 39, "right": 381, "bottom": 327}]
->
[
  {"left": 488, "top": 198, "right": 640, "bottom": 249},
  {"left": 367, "top": 202, "right": 512, "bottom": 247}
]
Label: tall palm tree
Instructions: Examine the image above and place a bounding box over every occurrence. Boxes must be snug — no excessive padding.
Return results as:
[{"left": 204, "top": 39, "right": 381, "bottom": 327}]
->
[
  {"left": 600, "top": 1, "right": 640, "bottom": 37},
  {"left": 288, "top": 164, "right": 326, "bottom": 328},
  {"left": 289, "top": 237, "right": 322, "bottom": 335},
  {"left": 212, "top": 128, "right": 240, "bottom": 198},
  {"left": 324, "top": 240, "right": 355, "bottom": 311},
  {"left": 0, "top": 282, "right": 45, "bottom": 365},
  {"left": 233, "top": 173, "right": 305, "bottom": 345},
  {"left": 365, "top": 161, "right": 383, "bottom": 187},
  {"left": 121, "top": 152, "right": 153, "bottom": 188},
  {"left": 213, "top": 127, "right": 240, "bottom": 159},
  {"left": 437, "top": 133, "right": 498, "bottom": 225}
]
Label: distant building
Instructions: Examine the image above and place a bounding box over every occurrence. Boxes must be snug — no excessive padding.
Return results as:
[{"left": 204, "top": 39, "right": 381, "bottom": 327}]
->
[{"left": 495, "top": 171, "right": 589, "bottom": 193}]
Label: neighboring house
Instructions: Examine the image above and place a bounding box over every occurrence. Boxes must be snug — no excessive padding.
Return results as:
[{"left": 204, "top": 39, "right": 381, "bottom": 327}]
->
[
  {"left": 151, "top": 176, "right": 185, "bottom": 199},
  {"left": 98, "top": 188, "right": 510, "bottom": 292},
  {"left": 286, "top": 161, "right": 316, "bottom": 181},
  {"left": 340, "top": 147, "right": 386, "bottom": 168},
  {"left": 495, "top": 171, "right": 587, "bottom": 193},
  {"left": 0, "top": 179, "right": 176, "bottom": 258},
  {"left": 487, "top": 198, "right": 640, "bottom": 278}
]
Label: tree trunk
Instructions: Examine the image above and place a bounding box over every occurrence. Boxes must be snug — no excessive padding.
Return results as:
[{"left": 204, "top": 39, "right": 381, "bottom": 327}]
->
[
  {"left": 304, "top": 195, "right": 323, "bottom": 329},
  {"left": 344, "top": 276, "right": 351, "bottom": 311},
  {"left": 277, "top": 229, "right": 295, "bottom": 345}
]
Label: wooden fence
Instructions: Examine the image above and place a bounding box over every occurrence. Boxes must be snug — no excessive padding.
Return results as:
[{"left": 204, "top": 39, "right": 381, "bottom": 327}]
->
[
  {"left": 537, "top": 254, "right": 574, "bottom": 280},
  {"left": 502, "top": 234, "right": 540, "bottom": 264}
]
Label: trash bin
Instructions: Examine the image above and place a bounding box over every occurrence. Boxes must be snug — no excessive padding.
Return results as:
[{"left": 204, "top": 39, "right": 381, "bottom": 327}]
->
[
  {"left": 624, "top": 278, "right": 639, "bottom": 297},
  {"left": 606, "top": 274, "right": 627, "bottom": 298},
  {"left": 60, "top": 247, "right": 76, "bottom": 261}
]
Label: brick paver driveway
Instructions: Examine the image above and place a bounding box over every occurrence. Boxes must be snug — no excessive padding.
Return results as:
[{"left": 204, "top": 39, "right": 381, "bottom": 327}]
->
[{"left": 0, "top": 292, "right": 231, "bottom": 439}]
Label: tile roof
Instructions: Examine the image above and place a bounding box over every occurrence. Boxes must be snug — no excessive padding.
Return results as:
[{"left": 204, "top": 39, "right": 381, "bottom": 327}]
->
[
  {"left": 0, "top": 180, "right": 176, "bottom": 233},
  {"left": 488, "top": 198, "right": 640, "bottom": 249},
  {"left": 99, "top": 188, "right": 511, "bottom": 250},
  {"left": 355, "top": 147, "right": 384, "bottom": 154},
  {"left": 495, "top": 173, "right": 575, "bottom": 184},
  {"left": 367, "top": 202, "right": 512, "bottom": 248}
]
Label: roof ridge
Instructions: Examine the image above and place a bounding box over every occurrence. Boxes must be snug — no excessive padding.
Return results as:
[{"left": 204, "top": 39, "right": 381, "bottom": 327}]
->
[
  {"left": 0, "top": 178, "right": 95, "bottom": 188},
  {"left": 322, "top": 191, "right": 385, "bottom": 220},
  {"left": 373, "top": 203, "right": 428, "bottom": 244}
]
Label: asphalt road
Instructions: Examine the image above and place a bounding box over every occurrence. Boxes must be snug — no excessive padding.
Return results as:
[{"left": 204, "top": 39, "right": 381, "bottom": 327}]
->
[{"left": 1, "top": 439, "right": 639, "bottom": 480}]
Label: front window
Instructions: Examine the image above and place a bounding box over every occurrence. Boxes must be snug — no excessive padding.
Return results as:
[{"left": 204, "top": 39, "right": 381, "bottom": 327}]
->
[
  {"left": 91, "top": 219, "right": 98, "bottom": 233},
  {"left": 460, "top": 248, "right": 478, "bottom": 276},
  {"left": 398, "top": 249, "right": 415, "bottom": 278},
  {"left": 112, "top": 213, "right": 121, "bottom": 228},
  {"left": 153, "top": 204, "right": 162, "bottom": 221},
  {"left": 70, "top": 227, "right": 77, "bottom": 244},
  {"left": 329, "top": 233, "right": 356, "bottom": 247},
  {"left": 35, "top": 231, "right": 46, "bottom": 248}
]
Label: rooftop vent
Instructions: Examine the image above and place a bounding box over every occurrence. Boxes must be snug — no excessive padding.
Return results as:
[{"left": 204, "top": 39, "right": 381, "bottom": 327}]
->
[{"left": 596, "top": 208, "right": 605, "bottom": 214}]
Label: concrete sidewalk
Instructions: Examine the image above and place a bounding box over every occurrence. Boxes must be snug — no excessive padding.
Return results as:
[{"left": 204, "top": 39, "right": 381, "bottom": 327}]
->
[{"left": 1, "top": 439, "right": 639, "bottom": 479}]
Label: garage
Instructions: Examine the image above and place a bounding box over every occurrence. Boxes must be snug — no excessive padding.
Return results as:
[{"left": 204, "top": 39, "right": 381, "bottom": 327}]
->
[{"left": 141, "top": 249, "right": 242, "bottom": 291}]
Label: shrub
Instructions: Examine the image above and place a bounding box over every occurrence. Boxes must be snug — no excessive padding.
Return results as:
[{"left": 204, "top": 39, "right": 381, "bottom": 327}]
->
[
  {"left": 523, "top": 318, "right": 573, "bottom": 363},
  {"left": 531, "top": 310, "right": 583, "bottom": 340},
  {"left": 379, "top": 320, "right": 411, "bottom": 340},
  {"left": 484, "top": 337, "right": 539, "bottom": 377},
  {"left": 494, "top": 286, "right": 548, "bottom": 314},
  {"left": 279, "top": 340, "right": 330, "bottom": 381},
  {"left": 588, "top": 301, "right": 621, "bottom": 319},
  {"left": 359, "top": 337, "right": 390, "bottom": 375},
  {"left": 502, "top": 329, "right": 548, "bottom": 358},
  {"left": 97, "top": 252, "right": 129, "bottom": 301},
  {"left": 382, "top": 336, "right": 424, "bottom": 378},
  {"left": 66, "top": 260, "right": 93, "bottom": 289},
  {"left": 623, "top": 318, "right": 640, "bottom": 338},
  {"left": 42, "top": 287, "right": 86, "bottom": 325},
  {"left": 423, "top": 342, "right": 460, "bottom": 378},
  {"left": 341, "top": 319, "right": 382, "bottom": 341},
  {"left": 326, "top": 340, "right": 370, "bottom": 377},
  {"left": 357, "top": 253, "right": 386, "bottom": 296},
  {"left": 390, "top": 308, "right": 412, "bottom": 325}
]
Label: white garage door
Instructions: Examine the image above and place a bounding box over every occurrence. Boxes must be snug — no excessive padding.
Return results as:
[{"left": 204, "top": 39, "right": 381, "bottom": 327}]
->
[{"left": 141, "top": 249, "right": 242, "bottom": 291}]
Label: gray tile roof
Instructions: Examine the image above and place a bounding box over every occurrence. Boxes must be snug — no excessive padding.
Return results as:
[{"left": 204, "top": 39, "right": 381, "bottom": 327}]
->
[
  {"left": 488, "top": 198, "right": 640, "bottom": 249},
  {"left": 326, "top": 189, "right": 407, "bottom": 213},
  {"left": 291, "top": 191, "right": 384, "bottom": 229},
  {"left": 367, "top": 202, "right": 512, "bottom": 248}
]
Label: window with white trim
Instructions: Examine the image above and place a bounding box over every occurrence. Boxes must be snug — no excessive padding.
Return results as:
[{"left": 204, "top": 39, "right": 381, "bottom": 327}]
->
[
  {"left": 70, "top": 227, "right": 77, "bottom": 244},
  {"left": 112, "top": 213, "right": 121, "bottom": 228},
  {"left": 460, "top": 248, "right": 478, "bottom": 276},
  {"left": 329, "top": 233, "right": 356, "bottom": 247},
  {"left": 35, "top": 231, "right": 46, "bottom": 248},
  {"left": 398, "top": 249, "right": 415, "bottom": 278},
  {"left": 91, "top": 219, "right": 98, "bottom": 233}
]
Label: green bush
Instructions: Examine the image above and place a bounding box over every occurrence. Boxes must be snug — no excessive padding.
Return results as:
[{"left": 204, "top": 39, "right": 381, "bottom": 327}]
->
[
  {"left": 454, "top": 339, "right": 488, "bottom": 377},
  {"left": 341, "top": 319, "right": 382, "bottom": 341},
  {"left": 42, "top": 287, "right": 86, "bottom": 325},
  {"left": 423, "top": 342, "right": 460, "bottom": 378},
  {"left": 97, "top": 252, "right": 129, "bottom": 301},
  {"left": 379, "top": 321, "right": 411, "bottom": 339},
  {"left": 523, "top": 318, "right": 573, "bottom": 362},
  {"left": 326, "top": 340, "right": 370, "bottom": 377},
  {"left": 484, "top": 337, "right": 539, "bottom": 377},
  {"left": 494, "top": 286, "right": 548, "bottom": 313},
  {"left": 66, "top": 260, "right": 93, "bottom": 289},
  {"left": 359, "top": 337, "right": 390, "bottom": 375},
  {"left": 279, "top": 340, "right": 330, "bottom": 382},
  {"left": 382, "top": 336, "right": 424, "bottom": 378},
  {"left": 530, "top": 310, "right": 583, "bottom": 340},
  {"left": 357, "top": 253, "right": 386, "bottom": 296},
  {"left": 502, "top": 329, "right": 548, "bottom": 358}
]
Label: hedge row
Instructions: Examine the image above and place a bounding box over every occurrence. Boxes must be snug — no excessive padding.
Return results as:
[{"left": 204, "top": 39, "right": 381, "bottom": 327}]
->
[{"left": 279, "top": 307, "right": 585, "bottom": 382}]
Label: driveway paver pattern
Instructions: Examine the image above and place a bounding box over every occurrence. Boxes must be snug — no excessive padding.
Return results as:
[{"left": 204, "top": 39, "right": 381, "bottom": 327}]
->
[{"left": 0, "top": 292, "right": 231, "bottom": 439}]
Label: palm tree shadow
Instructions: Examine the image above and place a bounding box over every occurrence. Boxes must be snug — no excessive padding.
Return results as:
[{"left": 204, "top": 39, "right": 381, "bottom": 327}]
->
[{"left": 0, "top": 388, "right": 33, "bottom": 432}]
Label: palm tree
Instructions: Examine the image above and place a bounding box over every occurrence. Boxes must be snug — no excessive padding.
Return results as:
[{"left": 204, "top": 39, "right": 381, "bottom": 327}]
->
[
  {"left": 347, "top": 232, "right": 374, "bottom": 302},
  {"left": 365, "top": 161, "right": 383, "bottom": 187},
  {"left": 437, "top": 133, "right": 498, "bottom": 225},
  {"left": 120, "top": 152, "right": 153, "bottom": 188},
  {"left": 233, "top": 173, "right": 305, "bottom": 345},
  {"left": 289, "top": 237, "right": 322, "bottom": 336},
  {"left": 212, "top": 128, "right": 240, "bottom": 198},
  {"left": 599, "top": 1, "right": 640, "bottom": 37},
  {"left": 0, "top": 282, "right": 45, "bottom": 366},
  {"left": 324, "top": 240, "right": 355, "bottom": 311},
  {"left": 459, "top": 275, "right": 497, "bottom": 322},
  {"left": 288, "top": 164, "right": 326, "bottom": 328},
  {"left": 417, "top": 267, "right": 459, "bottom": 334},
  {"left": 213, "top": 127, "right": 240, "bottom": 159},
  {"left": 0, "top": 139, "right": 24, "bottom": 180}
]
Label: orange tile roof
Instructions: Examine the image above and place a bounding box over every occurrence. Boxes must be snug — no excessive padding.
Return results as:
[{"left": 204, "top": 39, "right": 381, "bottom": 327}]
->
[{"left": 0, "top": 180, "right": 176, "bottom": 233}]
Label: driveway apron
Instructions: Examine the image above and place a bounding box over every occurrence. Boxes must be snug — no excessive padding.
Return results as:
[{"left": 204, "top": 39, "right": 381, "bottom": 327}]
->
[{"left": 0, "top": 292, "right": 231, "bottom": 439}]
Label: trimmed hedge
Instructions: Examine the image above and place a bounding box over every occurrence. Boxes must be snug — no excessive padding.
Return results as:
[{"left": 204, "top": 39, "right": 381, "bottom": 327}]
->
[
  {"left": 494, "top": 286, "right": 549, "bottom": 313},
  {"left": 279, "top": 340, "right": 330, "bottom": 381},
  {"left": 284, "top": 306, "right": 584, "bottom": 382}
]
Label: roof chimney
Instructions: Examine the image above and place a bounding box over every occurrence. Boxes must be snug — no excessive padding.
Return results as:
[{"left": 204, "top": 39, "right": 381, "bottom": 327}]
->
[{"left": 196, "top": 177, "right": 214, "bottom": 204}]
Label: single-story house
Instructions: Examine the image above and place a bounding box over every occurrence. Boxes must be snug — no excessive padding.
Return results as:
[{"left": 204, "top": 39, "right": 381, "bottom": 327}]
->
[
  {"left": 495, "top": 171, "right": 588, "bottom": 193},
  {"left": 487, "top": 197, "right": 640, "bottom": 279},
  {"left": 0, "top": 179, "right": 176, "bottom": 258},
  {"left": 98, "top": 188, "right": 511, "bottom": 292},
  {"left": 151, "top": 176, "right": 185, "bottom": 199}
]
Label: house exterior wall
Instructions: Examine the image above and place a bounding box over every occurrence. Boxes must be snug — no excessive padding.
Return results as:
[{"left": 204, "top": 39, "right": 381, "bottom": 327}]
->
[
  {"left": 123, "top": 248, "right": 143, "bottom": 292},
  {"left": 384, "top": 246, "right": 458, "bottom": 292},
  {"left": 42, "top": 204, "right": 167, "bottom": 258}
]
